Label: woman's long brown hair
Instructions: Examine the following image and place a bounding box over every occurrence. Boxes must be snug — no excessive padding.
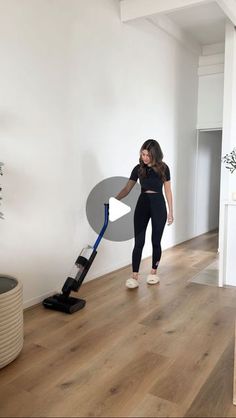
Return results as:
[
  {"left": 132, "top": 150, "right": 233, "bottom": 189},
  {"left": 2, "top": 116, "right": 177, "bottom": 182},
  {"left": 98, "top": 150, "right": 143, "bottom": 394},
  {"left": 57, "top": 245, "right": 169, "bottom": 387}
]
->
[{"left": 138, "top": 139, "right": 167, "bottom": 182}]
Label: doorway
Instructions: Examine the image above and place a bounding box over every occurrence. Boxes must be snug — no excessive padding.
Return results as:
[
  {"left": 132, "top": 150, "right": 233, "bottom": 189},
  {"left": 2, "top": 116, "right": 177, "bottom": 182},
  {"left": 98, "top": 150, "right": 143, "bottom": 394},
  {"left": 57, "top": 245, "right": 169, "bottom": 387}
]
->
[
  {"left": 194, "top": 129, "right": 222, "bottom": 236},
  {"left": 193, "top": 128, "right": 222, "bottom": 286}
]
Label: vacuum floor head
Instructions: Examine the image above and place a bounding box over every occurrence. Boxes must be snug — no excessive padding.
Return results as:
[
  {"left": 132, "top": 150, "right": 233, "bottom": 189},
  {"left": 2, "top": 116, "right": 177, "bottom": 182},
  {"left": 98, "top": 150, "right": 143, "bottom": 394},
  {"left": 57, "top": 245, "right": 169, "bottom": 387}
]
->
[{"left": 43, "top": 293, "right": 86, "bottom": 314}]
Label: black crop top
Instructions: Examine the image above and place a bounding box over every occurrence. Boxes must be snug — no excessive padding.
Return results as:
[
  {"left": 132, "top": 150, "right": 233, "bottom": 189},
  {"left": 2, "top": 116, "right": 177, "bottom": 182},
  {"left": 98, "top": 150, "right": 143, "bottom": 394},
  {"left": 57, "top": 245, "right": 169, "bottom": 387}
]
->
[{"left": 129, "top": 163, "right": 170, "bottom": 193}]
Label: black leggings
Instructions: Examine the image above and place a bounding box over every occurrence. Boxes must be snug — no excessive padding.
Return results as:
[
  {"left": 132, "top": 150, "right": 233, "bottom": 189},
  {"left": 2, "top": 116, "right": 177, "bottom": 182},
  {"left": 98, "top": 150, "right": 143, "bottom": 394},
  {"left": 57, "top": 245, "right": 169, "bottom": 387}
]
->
[{"left": 132, "top": 193, "right": 167, "bottom": 272}]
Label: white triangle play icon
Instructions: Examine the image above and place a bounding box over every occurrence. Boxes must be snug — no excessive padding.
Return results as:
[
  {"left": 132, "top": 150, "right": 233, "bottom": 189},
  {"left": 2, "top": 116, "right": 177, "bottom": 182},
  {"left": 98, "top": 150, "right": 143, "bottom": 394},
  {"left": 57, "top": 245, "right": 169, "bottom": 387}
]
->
[{"left": 109, "top": 197, "right": 131, "bottom": 222}]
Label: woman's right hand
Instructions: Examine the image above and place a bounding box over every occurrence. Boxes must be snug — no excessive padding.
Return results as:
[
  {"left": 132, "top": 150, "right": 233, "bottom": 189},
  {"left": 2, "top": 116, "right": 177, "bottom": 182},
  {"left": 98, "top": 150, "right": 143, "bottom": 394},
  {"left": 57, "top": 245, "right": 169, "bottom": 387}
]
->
[{"left": 167, "top": 213, "right": 174, "bottom": 225}]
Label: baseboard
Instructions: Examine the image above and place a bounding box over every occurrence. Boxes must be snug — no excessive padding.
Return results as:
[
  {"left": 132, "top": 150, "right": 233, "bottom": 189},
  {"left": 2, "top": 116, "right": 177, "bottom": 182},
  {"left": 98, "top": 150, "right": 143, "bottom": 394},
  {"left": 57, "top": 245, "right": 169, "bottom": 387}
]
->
[{"left": 23, "top": 289, "right": 61, "bottom": 310}]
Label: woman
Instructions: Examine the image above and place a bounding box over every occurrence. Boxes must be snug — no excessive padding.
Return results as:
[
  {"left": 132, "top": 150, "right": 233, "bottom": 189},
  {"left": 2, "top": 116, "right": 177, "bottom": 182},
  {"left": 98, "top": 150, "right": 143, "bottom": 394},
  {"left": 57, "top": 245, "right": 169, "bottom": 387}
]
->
[{"left": 116, "top": 139, "right": 174, "bottom": 288}]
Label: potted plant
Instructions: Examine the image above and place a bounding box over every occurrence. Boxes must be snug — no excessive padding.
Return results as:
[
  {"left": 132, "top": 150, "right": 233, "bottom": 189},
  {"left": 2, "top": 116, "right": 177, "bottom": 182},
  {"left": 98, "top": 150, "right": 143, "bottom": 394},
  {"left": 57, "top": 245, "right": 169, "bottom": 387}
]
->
[
  {"left": 222, "top": 148, "right": 236, "bottom": 201},
  {"left": 222, "top": 148, "right": 236, "bottom": 173},
  {"left": 0, "top": 162, "right": 24, "bottom": 368}
]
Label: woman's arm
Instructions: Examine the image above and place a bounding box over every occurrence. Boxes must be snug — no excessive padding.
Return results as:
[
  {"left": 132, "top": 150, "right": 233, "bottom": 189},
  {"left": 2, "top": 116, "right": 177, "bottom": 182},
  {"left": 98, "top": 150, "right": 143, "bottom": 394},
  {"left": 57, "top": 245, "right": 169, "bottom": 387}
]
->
[
  {"left": 163, "top": 180, "right": 174, "bottom": 225},
  {"left": 115, "top": 179, "right": 136, "bottom": 200}
]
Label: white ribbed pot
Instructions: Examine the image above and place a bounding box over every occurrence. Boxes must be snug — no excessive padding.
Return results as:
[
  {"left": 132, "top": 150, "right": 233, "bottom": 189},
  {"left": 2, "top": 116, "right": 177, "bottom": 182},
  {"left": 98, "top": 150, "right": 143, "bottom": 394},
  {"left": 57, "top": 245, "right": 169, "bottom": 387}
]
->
[{"left": 0, "top": 275, "right": 24, "bottom": 368}]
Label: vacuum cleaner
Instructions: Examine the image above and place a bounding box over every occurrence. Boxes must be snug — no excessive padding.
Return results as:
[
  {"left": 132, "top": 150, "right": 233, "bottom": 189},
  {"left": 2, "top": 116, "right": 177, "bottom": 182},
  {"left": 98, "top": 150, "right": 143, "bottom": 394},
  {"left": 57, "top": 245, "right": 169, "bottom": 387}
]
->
[{"left": 43, "top": 203, "right": 109, "bottom": 314}]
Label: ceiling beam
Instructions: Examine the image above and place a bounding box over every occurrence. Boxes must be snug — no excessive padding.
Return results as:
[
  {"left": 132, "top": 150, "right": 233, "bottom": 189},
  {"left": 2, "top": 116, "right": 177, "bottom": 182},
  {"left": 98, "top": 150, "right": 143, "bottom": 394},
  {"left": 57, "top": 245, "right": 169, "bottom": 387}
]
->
[
  {"left": 148, "top": 14, "right": 202, "bottom": 55},
  {"left": 120, "top": 0, "right": 212, "bottom": 22},
  {"left": 216, "top": 0, "right": 236, "bottom": 26}
]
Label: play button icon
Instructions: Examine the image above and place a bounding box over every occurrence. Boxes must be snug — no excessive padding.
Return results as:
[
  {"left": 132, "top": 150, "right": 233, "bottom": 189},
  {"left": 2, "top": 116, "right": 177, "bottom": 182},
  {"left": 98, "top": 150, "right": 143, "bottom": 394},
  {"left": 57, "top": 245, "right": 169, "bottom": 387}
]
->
[
  {"left": 86, "top": 176, "right": 141, "bottom": 242},
  {"left": 109, "top": 197, "right": 131, "bottom": 222}
]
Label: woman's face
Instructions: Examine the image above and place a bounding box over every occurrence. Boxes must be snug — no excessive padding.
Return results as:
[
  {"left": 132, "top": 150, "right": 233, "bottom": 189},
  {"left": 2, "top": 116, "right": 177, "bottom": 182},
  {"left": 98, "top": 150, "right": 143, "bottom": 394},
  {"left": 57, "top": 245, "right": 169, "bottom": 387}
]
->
[{"left": 141, "top": 149, "right": 151, "bottom": 165}]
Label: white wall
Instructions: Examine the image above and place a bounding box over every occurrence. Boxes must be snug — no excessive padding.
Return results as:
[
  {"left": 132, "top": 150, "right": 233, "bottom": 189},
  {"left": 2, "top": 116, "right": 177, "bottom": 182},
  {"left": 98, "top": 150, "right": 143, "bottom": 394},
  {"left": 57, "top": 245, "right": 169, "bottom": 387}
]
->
[
  {"left": 0, "top": 0, "right": 75, "bottom": 307},
  {"left": 219, "top": 22, "right": 236, "bottom": 286},
  {"left": 195, "top": 130, "right": 222, "bottom": 236},
  {"left": 0, "top": 0, "right": 199, "bottom": 307}
]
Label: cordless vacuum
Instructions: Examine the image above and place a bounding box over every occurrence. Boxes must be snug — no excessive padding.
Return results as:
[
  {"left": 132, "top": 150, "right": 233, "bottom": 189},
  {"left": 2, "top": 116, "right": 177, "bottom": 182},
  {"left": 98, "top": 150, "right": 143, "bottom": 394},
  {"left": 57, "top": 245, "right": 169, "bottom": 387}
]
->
[{"left": 43, "top": 203, "right": 109, "bottom": 314}]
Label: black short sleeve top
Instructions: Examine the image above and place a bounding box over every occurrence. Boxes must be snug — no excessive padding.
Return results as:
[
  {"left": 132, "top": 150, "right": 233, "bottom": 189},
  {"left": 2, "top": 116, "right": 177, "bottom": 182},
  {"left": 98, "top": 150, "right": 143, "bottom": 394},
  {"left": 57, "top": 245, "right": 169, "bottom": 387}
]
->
[{"left": 129, "top": 163, "right": 170, "bottom": 193}]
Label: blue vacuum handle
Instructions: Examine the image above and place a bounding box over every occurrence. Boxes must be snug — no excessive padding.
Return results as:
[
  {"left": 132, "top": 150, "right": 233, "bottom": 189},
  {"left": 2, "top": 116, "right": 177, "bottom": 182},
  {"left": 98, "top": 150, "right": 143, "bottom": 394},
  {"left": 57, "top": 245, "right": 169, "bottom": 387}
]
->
[{"left": 93, "top": 203, "right": 109, "bottom": 251}]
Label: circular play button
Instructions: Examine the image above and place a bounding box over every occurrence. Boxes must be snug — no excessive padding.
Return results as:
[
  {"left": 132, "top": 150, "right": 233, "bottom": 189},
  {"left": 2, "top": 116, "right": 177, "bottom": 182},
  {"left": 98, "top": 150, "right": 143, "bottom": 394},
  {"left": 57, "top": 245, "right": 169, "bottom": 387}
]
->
[
  {"left": 108, "top": 197, "right": 131, "bottom": 222},
  {"left": 86, "top": 176, "right": 141, "bottom": 242}
]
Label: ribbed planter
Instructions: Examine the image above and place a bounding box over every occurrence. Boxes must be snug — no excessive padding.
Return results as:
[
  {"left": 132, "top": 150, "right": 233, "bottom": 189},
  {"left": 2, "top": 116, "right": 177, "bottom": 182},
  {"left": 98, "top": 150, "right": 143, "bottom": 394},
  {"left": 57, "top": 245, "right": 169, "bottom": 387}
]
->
[{"left": 0, "top": 276, "right": 24, "bottom": 368}]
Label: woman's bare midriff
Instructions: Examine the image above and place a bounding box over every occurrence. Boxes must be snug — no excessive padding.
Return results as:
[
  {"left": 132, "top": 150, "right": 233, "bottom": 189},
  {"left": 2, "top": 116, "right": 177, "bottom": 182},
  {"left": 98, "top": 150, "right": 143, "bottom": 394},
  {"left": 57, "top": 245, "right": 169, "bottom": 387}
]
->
[{"left": 144, "top": 190, "right": 159, "bottom": 193}]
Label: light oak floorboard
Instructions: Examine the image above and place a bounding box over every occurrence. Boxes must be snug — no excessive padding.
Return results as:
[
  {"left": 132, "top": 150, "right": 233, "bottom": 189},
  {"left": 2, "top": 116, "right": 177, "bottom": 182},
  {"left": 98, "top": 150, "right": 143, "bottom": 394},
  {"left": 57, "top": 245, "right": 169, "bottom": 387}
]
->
[{"left": 1, "top": 231, "right": 236, "bottom": 417}]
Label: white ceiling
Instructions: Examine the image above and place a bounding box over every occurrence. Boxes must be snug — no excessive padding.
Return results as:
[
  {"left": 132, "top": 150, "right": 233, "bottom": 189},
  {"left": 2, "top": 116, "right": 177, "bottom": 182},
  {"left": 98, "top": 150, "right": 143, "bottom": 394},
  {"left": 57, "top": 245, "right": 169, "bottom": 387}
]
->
[{"left": 166, "top": 2, "right": 227, "bottom": 45}]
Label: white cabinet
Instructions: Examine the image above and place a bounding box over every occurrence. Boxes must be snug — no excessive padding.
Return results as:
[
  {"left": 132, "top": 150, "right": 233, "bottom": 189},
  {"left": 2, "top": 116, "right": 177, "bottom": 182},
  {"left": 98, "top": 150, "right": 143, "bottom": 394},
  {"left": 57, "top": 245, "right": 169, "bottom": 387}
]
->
[
  {"left": 222, "top": 202, "right": 236, "bottom": 286},
  {"left": 197, "top": 73, "right": 224, "bottom": 130}
]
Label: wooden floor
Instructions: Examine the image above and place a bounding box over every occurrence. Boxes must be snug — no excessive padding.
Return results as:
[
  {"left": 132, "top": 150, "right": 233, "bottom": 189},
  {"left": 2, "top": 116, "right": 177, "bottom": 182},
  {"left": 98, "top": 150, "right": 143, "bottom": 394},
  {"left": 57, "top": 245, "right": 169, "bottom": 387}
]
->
[{"left": 1, "top": 231, "right": 236, "bottom": 417}]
